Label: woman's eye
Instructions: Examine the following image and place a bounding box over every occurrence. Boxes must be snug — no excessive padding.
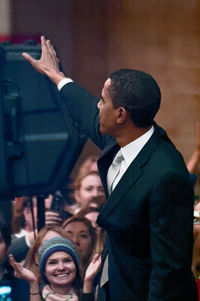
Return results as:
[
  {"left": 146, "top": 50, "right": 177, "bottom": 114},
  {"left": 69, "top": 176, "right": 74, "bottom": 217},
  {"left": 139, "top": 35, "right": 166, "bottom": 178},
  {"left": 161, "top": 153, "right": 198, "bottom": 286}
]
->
[
  {"left": 98, "top": 187, "right": 104, "bottom": 192},
  {"left": 64, "top": 258, "right": 72, "bottom": 263},
  {"left": 48, "top": 261, "right": 57, "bottom": 265},
  {"left": 80, "top": 234, "right": 88, "bottom": 239},
  {"left": 66, "top": 231, "right": 72, "bottom": 237},
  {"left": 85, "top": 187, "right": 93, "bottom": 192}
]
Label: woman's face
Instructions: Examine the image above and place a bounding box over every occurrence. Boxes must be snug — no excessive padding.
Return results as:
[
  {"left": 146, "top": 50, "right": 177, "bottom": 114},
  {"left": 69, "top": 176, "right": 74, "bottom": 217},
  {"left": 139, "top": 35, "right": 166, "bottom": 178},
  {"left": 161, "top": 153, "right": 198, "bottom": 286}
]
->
[
  {"left": 63, "top": 222, "right": 93, "bottom": 262},
  {"left": 45, "top": 251, "right": 76, "bottom": 289},
  {"left": 76, "top": 174, "right": 104, "bottom": 208}
]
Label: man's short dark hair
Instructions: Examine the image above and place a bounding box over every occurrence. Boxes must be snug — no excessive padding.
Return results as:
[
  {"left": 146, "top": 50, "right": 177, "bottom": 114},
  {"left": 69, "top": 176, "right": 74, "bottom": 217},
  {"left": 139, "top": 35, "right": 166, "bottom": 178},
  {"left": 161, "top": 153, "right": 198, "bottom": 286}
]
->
[{"left": 109, "top": 69, "right": 161, "bottom": 128}]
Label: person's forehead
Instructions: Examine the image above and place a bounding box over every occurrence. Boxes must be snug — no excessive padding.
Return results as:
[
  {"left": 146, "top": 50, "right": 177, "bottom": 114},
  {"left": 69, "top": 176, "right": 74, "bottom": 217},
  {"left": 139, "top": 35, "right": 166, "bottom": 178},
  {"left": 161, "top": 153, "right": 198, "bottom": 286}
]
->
[
  {"left": 65, "top": 222, "right": 89, "bottom": 232},
  {"left": 42, "top": 231, "right": 62, "bottom": 242},
  {"left": 81, "top": 174, "right": 101, "bottom": 185}
]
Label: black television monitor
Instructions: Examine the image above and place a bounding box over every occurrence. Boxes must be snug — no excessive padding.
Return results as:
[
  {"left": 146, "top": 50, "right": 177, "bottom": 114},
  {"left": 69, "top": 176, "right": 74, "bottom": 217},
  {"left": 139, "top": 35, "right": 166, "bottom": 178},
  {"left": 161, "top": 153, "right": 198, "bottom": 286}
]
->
[{"left": 0, "top": 41, "right": 86, "bottom": 199}]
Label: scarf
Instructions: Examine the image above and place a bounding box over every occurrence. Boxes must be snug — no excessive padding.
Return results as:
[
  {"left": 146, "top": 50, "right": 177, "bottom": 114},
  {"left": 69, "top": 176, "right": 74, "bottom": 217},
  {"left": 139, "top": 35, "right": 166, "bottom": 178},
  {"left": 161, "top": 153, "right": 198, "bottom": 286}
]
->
[{"left": 42, "top": 285, "right": 79, "bottom": 301}]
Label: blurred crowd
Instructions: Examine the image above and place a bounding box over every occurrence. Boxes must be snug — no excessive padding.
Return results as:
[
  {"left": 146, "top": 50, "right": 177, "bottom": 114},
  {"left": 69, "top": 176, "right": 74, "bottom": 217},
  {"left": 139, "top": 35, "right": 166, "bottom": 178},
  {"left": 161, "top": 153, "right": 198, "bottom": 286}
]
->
[{"left": 0, "top": 155, "right": 106, "bottom": 300}]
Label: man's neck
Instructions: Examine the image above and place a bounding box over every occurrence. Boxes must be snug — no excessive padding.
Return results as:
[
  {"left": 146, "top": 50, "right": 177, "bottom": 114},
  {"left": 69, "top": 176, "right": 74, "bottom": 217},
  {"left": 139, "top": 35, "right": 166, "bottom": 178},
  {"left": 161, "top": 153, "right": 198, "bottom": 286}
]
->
[{"left": 116, "top": 125, "right": 152, "bottom": 147}]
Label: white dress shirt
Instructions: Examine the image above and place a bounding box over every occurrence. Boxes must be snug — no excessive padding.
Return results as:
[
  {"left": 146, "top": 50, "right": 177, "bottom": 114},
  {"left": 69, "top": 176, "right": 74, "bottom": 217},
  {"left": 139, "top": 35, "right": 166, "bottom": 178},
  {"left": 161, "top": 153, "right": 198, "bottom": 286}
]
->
[{"left": 108, "top": 125, "right": 155, "bottom": 193}]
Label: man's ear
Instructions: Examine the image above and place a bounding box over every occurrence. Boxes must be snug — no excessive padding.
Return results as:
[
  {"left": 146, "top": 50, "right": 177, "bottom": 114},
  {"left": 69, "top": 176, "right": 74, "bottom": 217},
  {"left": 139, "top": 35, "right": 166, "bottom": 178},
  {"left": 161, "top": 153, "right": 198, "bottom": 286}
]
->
[{"left": 116, "top": 107, "right": 127, "bottom": 124}]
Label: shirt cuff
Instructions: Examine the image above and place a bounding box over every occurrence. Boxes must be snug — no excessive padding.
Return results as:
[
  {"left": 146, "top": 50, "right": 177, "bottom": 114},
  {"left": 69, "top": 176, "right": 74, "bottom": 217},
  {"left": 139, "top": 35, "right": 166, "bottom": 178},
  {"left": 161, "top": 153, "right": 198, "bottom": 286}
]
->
[{"left": 57, "top": 78, "right": 73, "bottom": 91}]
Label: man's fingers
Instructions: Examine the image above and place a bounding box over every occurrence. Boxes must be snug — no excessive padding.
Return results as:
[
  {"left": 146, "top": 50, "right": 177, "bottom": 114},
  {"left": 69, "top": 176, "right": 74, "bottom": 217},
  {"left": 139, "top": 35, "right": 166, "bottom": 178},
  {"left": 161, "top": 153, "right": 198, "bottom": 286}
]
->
[
  {"left": 22, "top": 52, "right": 36, "bottom": 65},
  {"left": 46, "top": 39, "right": 57, "bottom": 58},
  {"left": 21, "top": 35, "right": 61, "bottom": 78},
  {"left": 41, "top": 35, "right": 48, "bottom": 52},
  {"left": 22, "top": 52, "right": 45, "bottom": 75},
  {"left": 46, "top": 39, "right": 53, "bottom": 55}
]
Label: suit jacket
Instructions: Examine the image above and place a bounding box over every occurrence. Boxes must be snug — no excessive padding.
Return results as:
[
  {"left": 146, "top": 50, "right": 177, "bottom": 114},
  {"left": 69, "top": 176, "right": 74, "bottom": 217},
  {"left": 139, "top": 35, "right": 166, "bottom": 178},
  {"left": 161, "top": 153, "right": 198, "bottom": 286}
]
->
[{"left": 60, "top": 82, "right": 197, "bottom": 301}]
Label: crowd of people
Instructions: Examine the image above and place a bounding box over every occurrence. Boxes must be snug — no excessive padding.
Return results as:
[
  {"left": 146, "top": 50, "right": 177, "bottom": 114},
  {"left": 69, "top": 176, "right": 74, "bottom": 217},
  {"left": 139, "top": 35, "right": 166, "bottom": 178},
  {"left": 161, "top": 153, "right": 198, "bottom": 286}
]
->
[{"left": 0, "top": 155, "right": 106, "bottom": 300}]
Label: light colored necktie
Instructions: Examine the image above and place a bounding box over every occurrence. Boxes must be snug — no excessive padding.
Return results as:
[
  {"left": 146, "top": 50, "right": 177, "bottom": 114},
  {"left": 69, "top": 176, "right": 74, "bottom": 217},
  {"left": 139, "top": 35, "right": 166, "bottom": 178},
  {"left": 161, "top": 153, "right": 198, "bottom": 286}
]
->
[
  {"left": 107, "top": 149, "right": 124, "bottom": 194},
  {"left": 100, "top": 150, "right": 124, "bottom": 288}
]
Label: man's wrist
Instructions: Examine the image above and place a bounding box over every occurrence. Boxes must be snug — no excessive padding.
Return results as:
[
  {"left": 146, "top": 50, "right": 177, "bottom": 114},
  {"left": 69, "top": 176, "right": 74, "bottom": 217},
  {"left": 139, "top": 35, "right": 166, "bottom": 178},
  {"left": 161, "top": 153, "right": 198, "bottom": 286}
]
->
[
  {"left": 45, "top": 69, "right": 66, "bottom": 86},
  {"left": 57, "top": 77, "right": 74, "bottom": 91}
]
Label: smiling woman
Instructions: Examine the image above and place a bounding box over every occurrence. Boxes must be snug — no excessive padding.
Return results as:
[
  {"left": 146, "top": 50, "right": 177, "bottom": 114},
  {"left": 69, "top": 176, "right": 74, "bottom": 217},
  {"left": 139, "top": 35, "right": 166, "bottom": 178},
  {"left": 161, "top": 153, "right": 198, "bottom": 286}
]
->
[
  {"left": 9, "top": 236, "right": 101, "bottom": 301},
  {"left": 45, "top": 251, "right": 77, "bottom": 295},
  {"left": 38, "top": 237, "right": 81, "bottom": 300}
]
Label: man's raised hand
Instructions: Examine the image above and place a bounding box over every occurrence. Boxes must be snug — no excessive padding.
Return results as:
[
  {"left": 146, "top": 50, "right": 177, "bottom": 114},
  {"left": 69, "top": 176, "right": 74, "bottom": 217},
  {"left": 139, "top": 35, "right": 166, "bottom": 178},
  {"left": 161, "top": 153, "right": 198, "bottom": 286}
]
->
[{"left": 22, "top": 36, "right": 65, "bottom": 85}]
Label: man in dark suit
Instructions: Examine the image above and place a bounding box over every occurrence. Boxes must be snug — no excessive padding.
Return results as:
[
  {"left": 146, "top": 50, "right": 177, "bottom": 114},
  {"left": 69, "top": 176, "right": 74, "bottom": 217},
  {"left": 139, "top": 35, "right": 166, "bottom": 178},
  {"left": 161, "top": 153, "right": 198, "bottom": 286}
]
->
[{"left": 22, "top": 36, "right": 197, "bottom": 300}]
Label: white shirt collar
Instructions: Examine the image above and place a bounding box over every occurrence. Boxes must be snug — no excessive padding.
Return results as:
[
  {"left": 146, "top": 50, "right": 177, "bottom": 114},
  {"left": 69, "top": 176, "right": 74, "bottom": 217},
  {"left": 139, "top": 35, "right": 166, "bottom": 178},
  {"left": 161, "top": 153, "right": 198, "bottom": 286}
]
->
[{"left": 121, "top": 126, "right": 154, "bottom": 167}]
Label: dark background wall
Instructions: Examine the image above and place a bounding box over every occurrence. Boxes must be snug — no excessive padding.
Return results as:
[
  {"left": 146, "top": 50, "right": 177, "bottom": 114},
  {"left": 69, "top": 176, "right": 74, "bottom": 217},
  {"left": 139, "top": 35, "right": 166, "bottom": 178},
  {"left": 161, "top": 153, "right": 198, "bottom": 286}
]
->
[{"left": 10, "top": 0, "right": 200, "bottom": 186}]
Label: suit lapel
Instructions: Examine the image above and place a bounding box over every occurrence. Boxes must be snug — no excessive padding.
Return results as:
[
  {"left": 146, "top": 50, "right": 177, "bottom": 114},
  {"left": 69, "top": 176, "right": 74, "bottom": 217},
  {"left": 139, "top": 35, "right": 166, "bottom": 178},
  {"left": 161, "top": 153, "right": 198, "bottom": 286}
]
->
[
  {"left": 98, "top": 125, "right": 164, "bottom": 219},
  {"left": 104, "top": 161, "right": 143, "bottom": 212}
]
